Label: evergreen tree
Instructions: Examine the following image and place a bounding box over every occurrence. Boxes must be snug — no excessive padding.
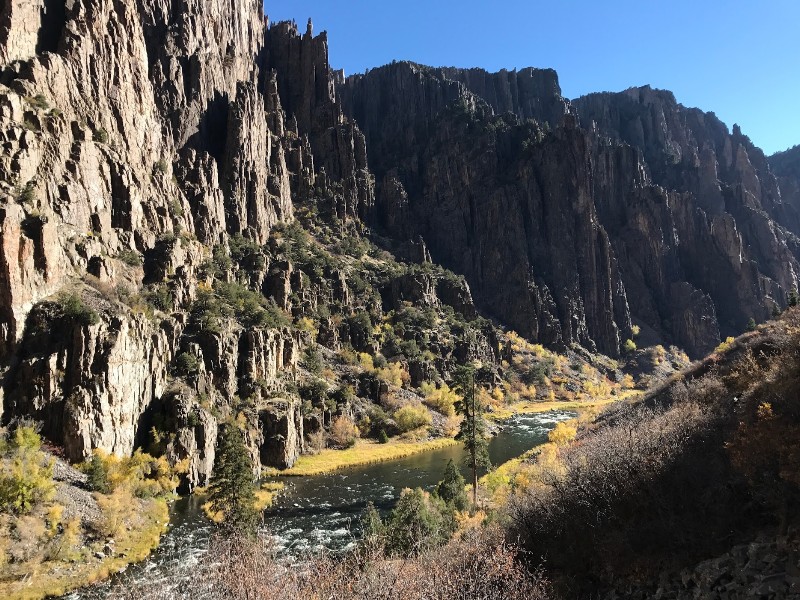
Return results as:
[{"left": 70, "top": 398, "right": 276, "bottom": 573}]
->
[
  {"left": 208, "top": 423, "right": 258, "bottom": 535},
  {"left": 360, "top": 501, "right": 385, "bottom": 550},
  {"left": 747, "top": 317, "right": 757, "bottom": 331},
  {"left": 436, "top": 459, "right": 468, "bottom": 512},
  {"left": 789, "top": 289, "right": 799, "bottom": 307},
  {"left": 384, "top": 488, "right": 447, "bottom": 556},
  {"left": 453, "top": 365, "right": 491, "bottom": 508},
  {"left": 86, "top": 453, "right": 110, "bottom": 493}
]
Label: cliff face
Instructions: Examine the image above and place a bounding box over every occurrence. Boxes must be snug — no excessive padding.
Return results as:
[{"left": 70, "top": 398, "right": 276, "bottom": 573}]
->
[
  {"left": 341, "top": 65, "right": 800, "bottom": 357},
  {"left": 770, "top": 145, "right": 800, "bottom": 212},
  {"left": 0, "top": 0, "right": 377, "bottom": 483},
  {"left": 2, "top": 0, "right": 799, "bottom": 486}
]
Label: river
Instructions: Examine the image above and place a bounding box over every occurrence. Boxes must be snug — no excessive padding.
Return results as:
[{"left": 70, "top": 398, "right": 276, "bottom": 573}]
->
[{"left": 67, "top": 409, "right": 574, "bottom": 598}]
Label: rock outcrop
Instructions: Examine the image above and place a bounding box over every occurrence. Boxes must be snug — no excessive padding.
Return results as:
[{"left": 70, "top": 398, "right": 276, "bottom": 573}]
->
[
  {"left": 341, "top": 64, "right": 800, "bottom": 357},
  {"left": 0, "top": 0, "right": 373, "bottom": 480},
  {"left": 770, "top": 145, "right": 800, "bottom": 214},
  {"left": 2, "top": 0, "right": 800, "bottom": 489}
]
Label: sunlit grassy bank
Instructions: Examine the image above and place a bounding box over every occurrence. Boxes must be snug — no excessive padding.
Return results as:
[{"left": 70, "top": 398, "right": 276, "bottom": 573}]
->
[
  {"left": 266, "top": 438, "right": 459, "bottom": 477},
  {"left": 0, "top": 499, "right": 168, "bottom": 600}
]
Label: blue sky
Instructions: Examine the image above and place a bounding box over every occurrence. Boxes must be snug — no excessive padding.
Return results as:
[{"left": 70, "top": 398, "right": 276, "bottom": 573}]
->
[{"left": 265, "top": 1, "right": 799, "bottom": 155}]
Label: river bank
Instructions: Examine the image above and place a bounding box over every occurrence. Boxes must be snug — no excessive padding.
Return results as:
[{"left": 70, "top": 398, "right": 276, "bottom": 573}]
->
[
  {"left": 3, "top": 498, "right": 168, "bottom": 600},
  {"left": 264, "top": 437, "right": 459, "bottom": 477}
]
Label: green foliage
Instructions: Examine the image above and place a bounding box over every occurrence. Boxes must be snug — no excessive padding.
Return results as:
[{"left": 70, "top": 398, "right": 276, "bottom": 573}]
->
[
  {"left": 360, "top": 501, "right": 384, "bottom": 542},
  {"left": 623, "top": 338, "right": 637, "bottom": 353},
  {"left": 85, "top": 453, "right": 111, "bottom": 493},
  {"left": 174, "top": 352, "right": 200, "bottom": 377},
  {"left": 26, "top": 94, "right": 50, "bottom": 110},
  {"left": 215, "top": 282, "right": 291, "bottom": 329},
  {"left": 80, "top": 450, "right": 177, "bottom": 499},
  {"left": 521, "top": 359, "right": 553, "bottom": 385},
  {"left": 210, "top": 244, "right": 232, "bottom": 276},
  {"left": 299, "top": 379, "right": 329, "bottom": 407},
  {"left": 0, "top": 426, "right": 55, "bottom": 514},
  {"left": 393, "top": 405, "right": 432, "bottom": 433},
  {"left": 383, "top": 488, "right": 453, "bottom": 556},
  {"left": 302, "top": 346, "right": 324, "bottom": 375},
  {"left": 116, "top": 249, "right": 143, "bottom": 267},
  {"left": 335, "top": 234, "right": 369, "bottom": 258},
  {"left": 747, "top": 317, "right": 757, "bottom": 332},
  {"left": 789, "top": 289, "right": 799, "bottom": 307},
  {"left": 191, "top": 283, "right": 291, "bottom": 332},
  {"left": 228, "top": 234, "right": 265, "bottom": 272},
  {"left": 59, "top": 293, "right": 100, "bottom": 326},
  {"left": 435, "top": 459, "right": 468, "bottom": 512},
  {"left": 16, "top": 180, "right": 36, "bottom": 204},
  {"left": 147, "top": 284, "right": 173, "bottom": 312},
  {"left": 93, "top": 127, "right": 109, "bottom": 143},
  {"left": 378, "top": 428, "right": 389, "bottom": 444},
  {"left": 454, "top": 366, "right": 491, "bottom": 505},
  {"left": 208, "top": 424, "right": 258, "bottom": 535}
]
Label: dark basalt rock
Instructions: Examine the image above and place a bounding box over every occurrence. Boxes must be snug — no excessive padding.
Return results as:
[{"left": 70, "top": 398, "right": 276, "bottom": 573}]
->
[{"left": 341, "top": 64, "right": 800, "bottom": 357}]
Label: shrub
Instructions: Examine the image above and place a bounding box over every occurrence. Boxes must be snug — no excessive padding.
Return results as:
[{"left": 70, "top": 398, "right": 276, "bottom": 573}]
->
[
  {"left": 715, "top": 336, "right": 735, "bottom": 353},
  {"left": 85, "top": 452, "right": 111, "bottom": 493},
  {"left": 384, "top": 488, "right": 452, "bottom": 557},
  {"left": 508, "top": 397, "right": 726, "bottom": 588},
  {"left": 378, "top": 429, "right": 389, "bottom": 444},
  {"left": 376, "top": 362, "right": 410, "bottom": 387},
  {"left": 58, "top": 293, "right": 99, "bottom": 326},
  {"left": 421, "top": 382, "right": 458, "bottom": 416},
  {"left": 27, "top": 94, "right": 50, "bottom": 110},
  {"left": 329, "top": 416, "right": 360, "bottom": 449},
  {"left": 622, "top": 338, "right": 637, "bottom": 353},
  {"left": 302, "top": 346, "right": 324, "bottom": 375},
  {"left": 174, "top": 352, "right": 200, "bottom": 377},
  {"left": 0, "top": 426, "right": 55, "bottom": 514},
  {"left": 80, "top": 449, "right": 177, "bottom": 499},
  {"left": 147, "top": 284, "right": 173, "bottom": 312},
  {"left": 119, "top": 526, "right": 551, "bottom": 600},
  {"left": 548, "top": 421, "right": 577, "bottom": 446},
  {"left": 16, "top": 180, "right": 36, "bottom": 204},
  {"left": 117, "top": 249, "right": 143, "bottom": 266},
  {"left": 435, "top": 459, "right": 468, "bottom": 512},
  {"left": 93, "top": 127, "right": 109, "bottom": 143},
  {"left": 394, "top": 404, "right": 432, "bottom": 433}
]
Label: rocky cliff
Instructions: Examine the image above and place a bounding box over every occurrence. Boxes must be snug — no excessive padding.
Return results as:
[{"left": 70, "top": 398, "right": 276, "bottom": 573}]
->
[
  {"left": 0, "top": 0, "right": 377, "bottom": 484},
  {"left": 1, "top": 0, "right": 799, "bottom": 487},
  {"left": 770, "top": 144, "right": 800, "bottom": 212},
  {"left": 341, "top": 65, "right": 800, "bottom": 357},
  {"left": 0, "top": 0, "right": 499, "bottom": 487}
]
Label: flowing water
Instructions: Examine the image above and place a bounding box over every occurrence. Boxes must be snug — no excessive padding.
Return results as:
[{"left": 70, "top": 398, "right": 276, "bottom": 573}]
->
[{"left": 67, "top": 410, "right": 574, "bottom": 598}]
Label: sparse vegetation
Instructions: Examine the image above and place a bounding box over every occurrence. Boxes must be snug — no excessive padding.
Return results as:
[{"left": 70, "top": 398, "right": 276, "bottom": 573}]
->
[{"left": 58, "top": 292, "right": 100, "bottom": 326}]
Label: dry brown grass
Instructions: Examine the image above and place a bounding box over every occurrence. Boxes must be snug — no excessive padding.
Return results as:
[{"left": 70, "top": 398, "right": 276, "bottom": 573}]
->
[{"left": 108, "top": 527, "right": 551, "bottom": 600}]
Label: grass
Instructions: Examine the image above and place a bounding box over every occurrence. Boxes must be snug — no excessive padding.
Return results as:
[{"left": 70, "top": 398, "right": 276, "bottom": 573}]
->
[
  {"left": 0, "top": 499, "right": 169, "bottom": 600},
  {"left": 265, "top": 438, "right": 459, "bottom": 477}
]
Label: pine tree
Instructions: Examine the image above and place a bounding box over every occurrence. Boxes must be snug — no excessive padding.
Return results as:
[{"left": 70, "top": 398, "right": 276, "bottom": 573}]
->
[
  {"left": 208, "top": 423, "right": 258, "bottom": 535},
  {"left": 436, "top": 458, "right": 468, "bottom": 511},
  {"left": 453, "top": 365, "right": 491, "bottom": 508},
  {"left": 789, "top": 289, "right": 799, "bottom": 307}
]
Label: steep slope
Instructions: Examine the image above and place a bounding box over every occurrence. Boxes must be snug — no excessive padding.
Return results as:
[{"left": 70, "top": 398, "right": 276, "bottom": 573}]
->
[
  {"left": 506, "top": 308, "right": 800, "bottom": 597},
  {"left": 770, "top": 144, "right": 800, "bottom": 211},
  {"left": 0, "top": 0, "right": 419, "bottom": 488},
  {"left": 341, "top": 65, "right": 800, "bottom": 357}
]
